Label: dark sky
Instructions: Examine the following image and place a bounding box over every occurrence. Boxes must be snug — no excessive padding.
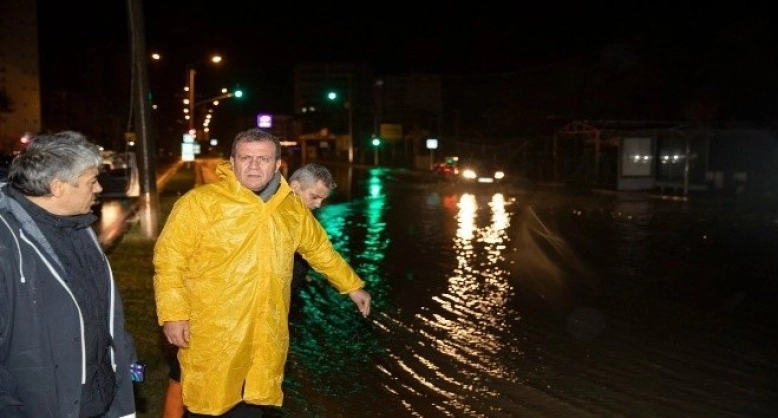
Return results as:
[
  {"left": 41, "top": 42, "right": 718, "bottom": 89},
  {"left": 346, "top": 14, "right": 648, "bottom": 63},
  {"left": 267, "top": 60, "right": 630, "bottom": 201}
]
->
[
  {"left": 36, "top": 2, "right": 778, "bottom": 118},
  {"left": 137, "top": 3, "right": 771, "bottom": 73}
]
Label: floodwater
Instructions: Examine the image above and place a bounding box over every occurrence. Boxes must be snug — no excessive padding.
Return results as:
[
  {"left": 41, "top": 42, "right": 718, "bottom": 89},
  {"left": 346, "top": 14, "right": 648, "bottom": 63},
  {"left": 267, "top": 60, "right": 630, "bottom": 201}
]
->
[{"left": 272, "top": 167, "right": 778, "bottom": 418}]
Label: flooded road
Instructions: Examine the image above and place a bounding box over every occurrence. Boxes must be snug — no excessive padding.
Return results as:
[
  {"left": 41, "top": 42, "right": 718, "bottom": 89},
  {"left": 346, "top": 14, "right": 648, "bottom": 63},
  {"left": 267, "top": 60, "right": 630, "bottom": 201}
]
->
[{"left": 274, "top": 166, "right": 778, "bottom": 417}]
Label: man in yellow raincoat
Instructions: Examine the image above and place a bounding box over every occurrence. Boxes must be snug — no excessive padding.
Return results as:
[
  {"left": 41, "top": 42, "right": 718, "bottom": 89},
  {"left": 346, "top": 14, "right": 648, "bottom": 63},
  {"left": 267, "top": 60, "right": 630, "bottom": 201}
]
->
[{"left": 153, "top": 128, "right": 371, "bottom": 417}]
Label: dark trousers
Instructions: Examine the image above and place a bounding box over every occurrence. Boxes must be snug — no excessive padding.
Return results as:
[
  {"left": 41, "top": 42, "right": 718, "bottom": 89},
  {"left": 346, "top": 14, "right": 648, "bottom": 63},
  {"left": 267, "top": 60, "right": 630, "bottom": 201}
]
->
[{"left": 187, "top": 402, "right": 263, "bottom": 418}]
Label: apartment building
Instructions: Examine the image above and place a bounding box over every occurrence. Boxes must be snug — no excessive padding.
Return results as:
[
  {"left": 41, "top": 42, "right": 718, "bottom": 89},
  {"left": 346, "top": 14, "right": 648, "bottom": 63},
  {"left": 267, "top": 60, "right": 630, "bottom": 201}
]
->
[{"left": 0, "top": 0, "right": 41, "bottom": 153}]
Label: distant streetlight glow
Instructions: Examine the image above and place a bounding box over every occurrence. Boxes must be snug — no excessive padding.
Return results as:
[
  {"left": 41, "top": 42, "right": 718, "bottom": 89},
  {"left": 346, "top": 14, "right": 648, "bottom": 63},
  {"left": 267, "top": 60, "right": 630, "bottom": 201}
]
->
[{"left": 186, "top": 54, "right": 223, "bottom": 134}]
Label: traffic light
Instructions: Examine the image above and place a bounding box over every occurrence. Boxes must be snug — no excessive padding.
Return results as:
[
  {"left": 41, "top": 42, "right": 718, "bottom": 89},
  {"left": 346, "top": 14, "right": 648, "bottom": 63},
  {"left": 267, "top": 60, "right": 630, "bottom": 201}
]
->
[
  {"left": 370, "top": 136, "right": 381, "bottom": 165},
  {"left": 326, "top": 91, "right": 338, "bottom": 101},
  {"left": 233, "top": 89, "right": 243, "bottom": 98}
]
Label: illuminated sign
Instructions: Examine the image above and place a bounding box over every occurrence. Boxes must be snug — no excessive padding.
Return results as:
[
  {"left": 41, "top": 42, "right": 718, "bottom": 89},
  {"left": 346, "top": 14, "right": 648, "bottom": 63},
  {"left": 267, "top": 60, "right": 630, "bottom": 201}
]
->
[
  {"left": 257, "top": 114, "right": 272, "bottom": 128},
  {"left": 181, "top": 143, "right": 195, "bottom": 162}
]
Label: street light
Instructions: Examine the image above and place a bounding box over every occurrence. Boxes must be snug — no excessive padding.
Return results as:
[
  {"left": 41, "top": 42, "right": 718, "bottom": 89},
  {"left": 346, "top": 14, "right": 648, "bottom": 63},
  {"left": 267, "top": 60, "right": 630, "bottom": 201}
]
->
[{"left": 185, "top": 54, "right": 222, "bottom": 135}]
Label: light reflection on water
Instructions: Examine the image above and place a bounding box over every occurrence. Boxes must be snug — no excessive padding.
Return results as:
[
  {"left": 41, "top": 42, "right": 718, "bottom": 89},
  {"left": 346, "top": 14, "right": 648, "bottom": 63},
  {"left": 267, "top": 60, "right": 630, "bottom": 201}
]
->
[{"left": 276, "top": 170, "right": 778, "bottom": 418}]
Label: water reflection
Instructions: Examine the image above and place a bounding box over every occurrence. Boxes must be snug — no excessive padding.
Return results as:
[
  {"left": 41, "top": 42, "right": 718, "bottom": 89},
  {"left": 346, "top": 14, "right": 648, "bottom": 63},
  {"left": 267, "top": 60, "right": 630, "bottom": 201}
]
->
[
  {"left": 283, "top": 167, "right": 391, "bottom": 416},
  {"left": 421, "top": 192, "right": 517, "bottom": 414}
]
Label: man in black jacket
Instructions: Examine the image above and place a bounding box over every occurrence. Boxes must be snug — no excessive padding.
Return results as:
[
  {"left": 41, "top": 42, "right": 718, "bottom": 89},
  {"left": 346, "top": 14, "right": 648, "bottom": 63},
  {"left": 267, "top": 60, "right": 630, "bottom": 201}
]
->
[{"left": 0, "top": 131, "right": 138, "bottom": 418}]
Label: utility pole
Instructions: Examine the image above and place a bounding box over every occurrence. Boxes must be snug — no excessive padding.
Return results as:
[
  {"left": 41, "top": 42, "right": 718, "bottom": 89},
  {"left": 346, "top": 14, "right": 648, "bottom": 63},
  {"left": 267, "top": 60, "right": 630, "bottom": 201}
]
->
[{"left": 126, "top": 0, "right": 160, "bottom": 238}]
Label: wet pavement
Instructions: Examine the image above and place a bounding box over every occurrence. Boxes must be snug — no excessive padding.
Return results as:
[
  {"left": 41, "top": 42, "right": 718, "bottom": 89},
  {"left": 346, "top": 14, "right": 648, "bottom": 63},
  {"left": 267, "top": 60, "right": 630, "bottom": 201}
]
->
[{"left": 274, "top": 166, "right": 778, "bottom": 417}]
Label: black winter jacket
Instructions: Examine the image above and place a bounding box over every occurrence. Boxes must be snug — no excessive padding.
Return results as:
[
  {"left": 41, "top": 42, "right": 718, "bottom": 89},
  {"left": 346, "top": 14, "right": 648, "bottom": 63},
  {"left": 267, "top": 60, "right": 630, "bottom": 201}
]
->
[{"left": 0, "top": 184, "right": 137, "bottom": 418}]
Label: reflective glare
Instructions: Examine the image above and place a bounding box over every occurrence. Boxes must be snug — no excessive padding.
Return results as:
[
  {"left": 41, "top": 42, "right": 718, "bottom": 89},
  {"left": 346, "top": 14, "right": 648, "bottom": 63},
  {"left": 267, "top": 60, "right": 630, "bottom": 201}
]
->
[{"left": 93, "top": 199, "right": 134, "bottom": 248}]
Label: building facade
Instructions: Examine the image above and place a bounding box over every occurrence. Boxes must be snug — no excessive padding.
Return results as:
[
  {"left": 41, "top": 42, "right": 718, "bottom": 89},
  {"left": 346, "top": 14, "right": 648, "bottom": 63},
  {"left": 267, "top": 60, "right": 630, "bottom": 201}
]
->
[{"left": 0, "top": 0, "right": 41, "bottom": 153}]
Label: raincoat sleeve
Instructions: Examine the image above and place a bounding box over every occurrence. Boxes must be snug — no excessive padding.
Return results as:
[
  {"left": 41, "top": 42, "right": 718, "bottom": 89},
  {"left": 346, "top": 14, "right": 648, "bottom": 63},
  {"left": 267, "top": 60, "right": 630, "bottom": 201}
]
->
[
  {"left": 153, "top": 192, "right": 207, "bottom": 325},
  {"left": 296, "top": 208, "right": 364, "bottom": 294}
]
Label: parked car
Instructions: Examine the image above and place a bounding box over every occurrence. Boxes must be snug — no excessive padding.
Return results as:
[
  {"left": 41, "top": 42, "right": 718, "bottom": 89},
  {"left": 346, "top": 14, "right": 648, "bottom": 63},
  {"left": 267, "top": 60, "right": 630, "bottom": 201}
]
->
[{"left": 98, "top": 151, "right": 140, "bottom": 197}]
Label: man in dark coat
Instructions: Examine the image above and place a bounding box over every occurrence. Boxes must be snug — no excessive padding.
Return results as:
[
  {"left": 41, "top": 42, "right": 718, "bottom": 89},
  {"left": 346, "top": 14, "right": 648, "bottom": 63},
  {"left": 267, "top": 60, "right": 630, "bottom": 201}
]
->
[{"left": 0, "top": 131, "right": 138, "bottom": 418}]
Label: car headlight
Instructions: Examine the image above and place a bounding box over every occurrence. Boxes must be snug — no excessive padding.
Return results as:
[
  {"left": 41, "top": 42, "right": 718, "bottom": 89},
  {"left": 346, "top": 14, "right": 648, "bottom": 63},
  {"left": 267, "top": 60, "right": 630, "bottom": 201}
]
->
[
  {"left": 494, "top": 171, "right": 505, "bottom": 179},
  {"left": 461, "top": 169, "right": 477, "bottom": 179}
]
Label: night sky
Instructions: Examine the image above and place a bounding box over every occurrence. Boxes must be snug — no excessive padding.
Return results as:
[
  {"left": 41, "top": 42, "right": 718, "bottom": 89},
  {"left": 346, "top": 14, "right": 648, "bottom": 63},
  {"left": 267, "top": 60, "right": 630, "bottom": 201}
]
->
[{"left": 35, "top": 2, "right": 778, "bottom": 128}]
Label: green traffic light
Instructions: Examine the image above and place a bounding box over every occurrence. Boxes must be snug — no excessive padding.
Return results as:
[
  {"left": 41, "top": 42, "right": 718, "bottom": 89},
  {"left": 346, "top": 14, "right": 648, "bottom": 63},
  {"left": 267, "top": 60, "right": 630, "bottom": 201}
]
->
[
  {"left": 372, "top": 138, "right": 380, "bottom": 146},
  {"left": 234, "top": 90, "right": 243, "bottom": 98},
  {"left": 327, "top": 91, "right": 338, "bottom": 100}
]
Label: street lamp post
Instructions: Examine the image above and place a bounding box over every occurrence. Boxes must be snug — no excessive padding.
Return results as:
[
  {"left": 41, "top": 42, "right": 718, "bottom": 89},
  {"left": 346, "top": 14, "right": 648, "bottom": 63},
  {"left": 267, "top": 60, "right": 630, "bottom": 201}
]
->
[
  {"left": 127, "top": 0, "right": 159, "bottom": 238},
  {"left": 186, "top": 67, "right": 196, "bottom": 133}
]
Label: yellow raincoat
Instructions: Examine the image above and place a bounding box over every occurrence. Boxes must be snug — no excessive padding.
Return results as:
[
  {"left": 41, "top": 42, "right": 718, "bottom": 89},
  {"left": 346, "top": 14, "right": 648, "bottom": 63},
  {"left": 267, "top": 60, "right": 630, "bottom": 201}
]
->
[{"left": 153, "top": 162, "right": 364, "bottom": 415}]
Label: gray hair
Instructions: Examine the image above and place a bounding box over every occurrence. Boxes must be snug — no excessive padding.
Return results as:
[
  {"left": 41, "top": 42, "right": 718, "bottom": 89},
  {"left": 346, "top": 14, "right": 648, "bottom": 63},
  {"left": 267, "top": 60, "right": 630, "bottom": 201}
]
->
[
  {"left": 8, "top": 131, "right": 102, "bottom": 196},
  {"left": 289, "top": 163, "right": 336, "bottom": 190},
  {"left": 230, "top": 128, "right": 281, "bottom": 158}
]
